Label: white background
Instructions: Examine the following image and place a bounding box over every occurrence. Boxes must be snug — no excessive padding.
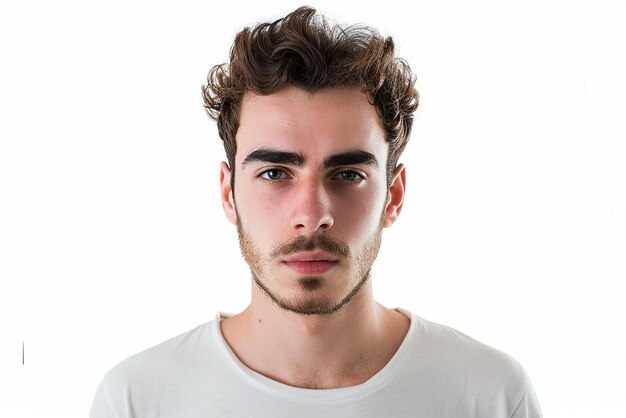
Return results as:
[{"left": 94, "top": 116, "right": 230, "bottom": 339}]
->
[{"left": 1, "top": 0, "right": 624, "bottom": 416}]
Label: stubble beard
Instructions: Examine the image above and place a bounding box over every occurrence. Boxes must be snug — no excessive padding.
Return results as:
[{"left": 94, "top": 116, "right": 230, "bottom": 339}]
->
[{"left": 235, "top": 215, "right": 384, "bottom": 316}]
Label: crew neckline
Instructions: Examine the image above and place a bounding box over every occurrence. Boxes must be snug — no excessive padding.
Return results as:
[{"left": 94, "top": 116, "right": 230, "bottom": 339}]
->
[{"left": 210, "top": 308, "right": 415, "bottom": 402}]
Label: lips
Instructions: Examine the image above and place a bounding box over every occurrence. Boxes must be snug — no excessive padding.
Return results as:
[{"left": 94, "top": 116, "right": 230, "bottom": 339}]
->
[
  {"left": 282, "top": 251, "right": 339, "bottom": 275},
  {"left": 283, "top": 260, "right": 339, "bottom": 274}
]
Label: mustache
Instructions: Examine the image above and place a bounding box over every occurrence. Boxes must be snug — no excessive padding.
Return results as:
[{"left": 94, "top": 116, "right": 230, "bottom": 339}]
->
[{"left": 270, "top": 234, "right": 350, "bottom": 259}]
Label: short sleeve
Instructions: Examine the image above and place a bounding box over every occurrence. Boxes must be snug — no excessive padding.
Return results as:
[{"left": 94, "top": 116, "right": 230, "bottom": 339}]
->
[{"left": 510, "top": 371, "right": 543, "bottom": 418}]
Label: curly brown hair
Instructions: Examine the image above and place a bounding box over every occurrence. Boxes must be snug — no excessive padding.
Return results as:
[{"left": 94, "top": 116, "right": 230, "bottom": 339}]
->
[{"left": 202, "top": 6, "right": 419, "bottom": 187}]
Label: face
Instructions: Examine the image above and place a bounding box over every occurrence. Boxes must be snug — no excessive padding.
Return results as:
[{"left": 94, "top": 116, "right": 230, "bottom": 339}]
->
[{"left": 220, "top": 86, "right": 405, "bottom": 316}]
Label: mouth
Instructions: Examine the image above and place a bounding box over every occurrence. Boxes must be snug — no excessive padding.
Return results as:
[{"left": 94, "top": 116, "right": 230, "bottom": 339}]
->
[{"left": 282, "top": 251, "right": 340, "bottom": 275}]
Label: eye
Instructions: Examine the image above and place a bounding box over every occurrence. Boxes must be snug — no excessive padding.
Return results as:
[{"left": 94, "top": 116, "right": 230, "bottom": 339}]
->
[
  {"left": 258, "top": 168, "right": 288, "bottom": 181},
  {"left": 334, "top": 170, "right": 365, "bottom": 183}
]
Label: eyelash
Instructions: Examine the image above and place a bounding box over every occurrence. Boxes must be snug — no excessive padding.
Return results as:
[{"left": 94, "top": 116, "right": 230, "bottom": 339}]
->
[
  {"left": 258, "top": 169, "right": 289, "bottom": 181},
  {"left": 256, "top": 168, "right": 365, "bottom": 184},
  {"left": 334, "top": 171, "right": 365, "bottom": 183}
]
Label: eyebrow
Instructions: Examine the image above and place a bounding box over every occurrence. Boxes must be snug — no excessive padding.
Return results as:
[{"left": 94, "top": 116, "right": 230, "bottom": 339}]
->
[
  {"left": 242, "top": 148, "right": 305, "bottom": 168},
  {"left": 241, "top": 148, "right": 379, "bottom": 170},
  {"left": 323, "top": 150, "right": 379, "bottom": 169}
]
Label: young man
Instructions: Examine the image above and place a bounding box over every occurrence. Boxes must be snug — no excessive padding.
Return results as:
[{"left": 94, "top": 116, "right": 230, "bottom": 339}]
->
[{"left": 90, "top": 7, "right": 542, "bottom": 417}]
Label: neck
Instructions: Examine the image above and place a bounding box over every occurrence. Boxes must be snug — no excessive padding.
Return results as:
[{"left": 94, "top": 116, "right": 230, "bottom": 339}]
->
[{"left": 220, "top": 280, "right": 410, "bottom": 389}]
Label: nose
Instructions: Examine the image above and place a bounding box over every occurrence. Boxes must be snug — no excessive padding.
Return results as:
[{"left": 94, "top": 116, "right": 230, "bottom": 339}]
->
[{"left": 290, "top": 176, "right": 334, "bottom": 233}]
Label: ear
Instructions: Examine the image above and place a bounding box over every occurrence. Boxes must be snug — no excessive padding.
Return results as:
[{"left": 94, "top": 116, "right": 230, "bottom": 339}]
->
[
  {"left": 220, "top": 161, "right": 237, "bottom": 225},
  {"left": 383, "top": 164, "right": 406, "bottom": 228}
]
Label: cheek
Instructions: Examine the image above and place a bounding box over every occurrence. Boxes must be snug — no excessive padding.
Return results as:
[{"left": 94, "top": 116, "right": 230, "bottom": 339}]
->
[
  {"left": 235, "top": 187, "right": 289, "bottom": 231},
  {"left": 333, "top": 192, "right": 386, "bottom": 234}
]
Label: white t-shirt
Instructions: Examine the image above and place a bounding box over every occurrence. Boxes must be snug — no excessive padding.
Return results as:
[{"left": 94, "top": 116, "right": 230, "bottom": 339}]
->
[{"left": 90, "top": 308, "right": 542, "bottom": 417}]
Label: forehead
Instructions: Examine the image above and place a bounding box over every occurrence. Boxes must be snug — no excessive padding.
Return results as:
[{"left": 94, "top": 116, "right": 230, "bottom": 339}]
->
[{"left": 235, "top": 87, "right": 387, "bottom": 163}]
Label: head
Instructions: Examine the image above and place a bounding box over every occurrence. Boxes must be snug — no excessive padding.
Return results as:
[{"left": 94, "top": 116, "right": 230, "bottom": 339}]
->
[
  {"left": 202, "top": 7, "right": 418, "bottom": 316},
  {"left": 203, "top": 6, "right": 419, "bottom": 189}
]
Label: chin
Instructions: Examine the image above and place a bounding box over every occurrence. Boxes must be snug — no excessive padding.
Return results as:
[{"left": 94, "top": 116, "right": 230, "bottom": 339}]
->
[{"left": 255, "top": 271, "right": 370, "bottom": 316}]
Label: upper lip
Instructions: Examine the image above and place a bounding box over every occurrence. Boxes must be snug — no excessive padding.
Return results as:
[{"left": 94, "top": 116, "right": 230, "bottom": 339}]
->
[{"left": 283, "top": 251, "right": 340, "bottom": 262}]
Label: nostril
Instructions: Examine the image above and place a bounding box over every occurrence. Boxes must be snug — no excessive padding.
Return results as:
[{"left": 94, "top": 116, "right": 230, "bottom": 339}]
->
[{"left": 292, "top": 212, "right": 334, "bottom": 233}]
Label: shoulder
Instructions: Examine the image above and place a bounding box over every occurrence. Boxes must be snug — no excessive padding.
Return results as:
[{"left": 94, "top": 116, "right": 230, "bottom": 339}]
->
[
  {"left": 409, "top": 313, "right": 527, "bottom": 381},
  {"left": 90, "top": 321, "right": 215, "bottom": 418},
  {"left": 109, "top": 321, "right": 211, "bottom": 381},
  {"left": 398, "top": 311, "right": 541, "bottom": 416}
]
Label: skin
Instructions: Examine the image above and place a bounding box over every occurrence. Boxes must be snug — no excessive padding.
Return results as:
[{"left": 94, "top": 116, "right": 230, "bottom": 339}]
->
[{"left": 219, "top": 86, "right": 410, "bottom": 389}]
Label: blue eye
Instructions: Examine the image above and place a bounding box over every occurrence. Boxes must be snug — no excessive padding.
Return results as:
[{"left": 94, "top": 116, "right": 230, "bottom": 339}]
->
[
  {"left": 335, "top": 171, "right": 364, "bottom": 183},
  {"left": 259, "top": 169, "right": 287, "bottom": 180}
]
